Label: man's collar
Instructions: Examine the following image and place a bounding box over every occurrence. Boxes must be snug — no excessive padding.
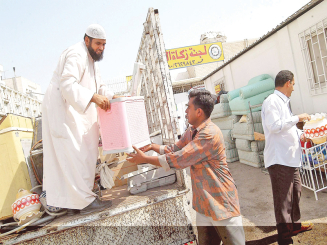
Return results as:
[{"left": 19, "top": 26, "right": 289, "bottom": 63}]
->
[
  {"left": 191, "top": 118, "right": 211, "bottom": 132},
  {"left": 274, "top": 90, "right": 289, "bottom": 103}
]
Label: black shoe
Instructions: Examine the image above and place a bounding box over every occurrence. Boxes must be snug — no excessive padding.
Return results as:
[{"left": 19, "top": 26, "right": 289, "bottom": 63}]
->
[
  {"left": 66, "top": 209, "right": 80, "bottom": 216},
  {"left": 277, "top": 237, "right": 293, "bottom": 245},
  {"left": 277, "top": 223, "right": 293, "bottom": 245},
  {"left": 80, "top": 198, "right": 112, "bottom": 215}
]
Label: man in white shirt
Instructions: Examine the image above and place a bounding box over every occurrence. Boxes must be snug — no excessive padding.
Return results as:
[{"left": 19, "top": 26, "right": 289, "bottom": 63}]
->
[{"left": 261, "top": 70, "right": 313, "bottom": 244}]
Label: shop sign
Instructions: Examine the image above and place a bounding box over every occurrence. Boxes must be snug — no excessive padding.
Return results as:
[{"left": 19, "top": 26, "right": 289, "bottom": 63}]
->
[{"left": 166, "top": 42, "right": 224, "bottom": 69}]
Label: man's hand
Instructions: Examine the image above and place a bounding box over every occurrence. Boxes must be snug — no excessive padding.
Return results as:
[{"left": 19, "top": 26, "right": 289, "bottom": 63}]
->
[
  {"left": 139, "top": 144, "right": 152, "bottom": 153},
  {"left": 298, "top": 113, "right": 311, "bottom": 122},
  {"left": 91, "top": 94, "right": 110, "bottom": 111},
  {"left": 127, "top": 146, "right": 148, "bottom": 164}
]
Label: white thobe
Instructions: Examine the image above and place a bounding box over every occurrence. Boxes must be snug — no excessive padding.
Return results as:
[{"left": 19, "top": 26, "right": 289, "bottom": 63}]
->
[
  {"left": 42, "top": 41, "right": 113, "bottom": 209},
  {"left": 261, "top": 90, "right": 302, "bottom": 169}
]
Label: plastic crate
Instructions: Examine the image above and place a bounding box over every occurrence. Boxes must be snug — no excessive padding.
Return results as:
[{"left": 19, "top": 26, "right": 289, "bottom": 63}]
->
[
  {"left": 301, "top": 141, "right": 327, "bottom": 200},
  {"left": 98, "top": 96, "right": 151, "bottom": 154}
]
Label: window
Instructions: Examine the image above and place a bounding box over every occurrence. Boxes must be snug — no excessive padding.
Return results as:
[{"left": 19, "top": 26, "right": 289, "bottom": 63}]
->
[{"left": 299, "top": 17, "right": 327, "bottom": 95}]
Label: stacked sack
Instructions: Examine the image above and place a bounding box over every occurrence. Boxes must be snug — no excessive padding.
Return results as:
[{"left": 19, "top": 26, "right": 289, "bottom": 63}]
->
[
  {"left": 211, "top": 94, "right": 241, "bottom": 163},
  {"left": 232, "top": 111, "right": 265, "bottom": 168},
  {"left": 226, "top": 74, "right": 274, "bottom": 168},
  {"left": 228, "top": 74, "right": 274, "bottom": 115}
]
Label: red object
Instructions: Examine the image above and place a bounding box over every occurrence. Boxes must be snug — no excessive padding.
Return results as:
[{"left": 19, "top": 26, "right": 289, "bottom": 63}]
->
[{"left": 301, "top": 139, "right": 312, "bottom": 150}]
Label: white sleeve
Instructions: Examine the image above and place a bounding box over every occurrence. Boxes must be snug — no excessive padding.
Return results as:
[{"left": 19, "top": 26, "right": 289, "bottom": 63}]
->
[
  {"left": 59, "top": 51, "right": 94, "bottom": 114},
  {"left": 263, "top": 99, "right": 299, "bottom": 134}
]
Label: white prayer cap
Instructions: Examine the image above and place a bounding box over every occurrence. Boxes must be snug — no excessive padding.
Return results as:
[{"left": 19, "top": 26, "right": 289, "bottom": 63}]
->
[{"left": 85, "top": 24, "right": 106, "bottom": 39}]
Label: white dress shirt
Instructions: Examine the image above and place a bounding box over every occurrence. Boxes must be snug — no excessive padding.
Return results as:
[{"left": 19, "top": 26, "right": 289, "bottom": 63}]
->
[{"left": 261, "top": 90, "right": 302, "bottom": 168}]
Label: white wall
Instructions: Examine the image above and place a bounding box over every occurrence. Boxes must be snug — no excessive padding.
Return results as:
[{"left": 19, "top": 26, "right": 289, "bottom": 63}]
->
[
  {"left": 203, "top": 1, "right": 327, "bottom": 115},
  {"left": 174, "top": 92, "right": 189, "bottom": 134},
  {"left": 20, "top": 77, "right": 42, "bottom": 100},
  {"left": 2, "top": 76, "right": 42, "bottom": 100}
]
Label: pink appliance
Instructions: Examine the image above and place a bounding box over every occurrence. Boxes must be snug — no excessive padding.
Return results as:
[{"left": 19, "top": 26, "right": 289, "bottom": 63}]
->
[{"left": 97, "top": 96, "right": 151, "bottom": 154}]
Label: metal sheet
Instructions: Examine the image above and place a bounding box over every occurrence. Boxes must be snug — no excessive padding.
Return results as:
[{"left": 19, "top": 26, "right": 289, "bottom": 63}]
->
[{"left": 3, "top": 186, "right": 194, "bottom": 245}]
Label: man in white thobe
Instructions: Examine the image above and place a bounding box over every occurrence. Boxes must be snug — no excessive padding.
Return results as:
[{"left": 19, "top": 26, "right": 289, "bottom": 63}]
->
[{"left": 42, "top": 24, "right": 114, "bottom": 214}]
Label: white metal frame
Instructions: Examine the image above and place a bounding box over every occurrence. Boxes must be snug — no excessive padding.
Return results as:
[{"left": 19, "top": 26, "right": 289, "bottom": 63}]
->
[
  {"left": 299, "top": 17, "right": 327, "bottom": 96},
  {"left": 300, "top": 141, "right": 327, "bottom": 200},
  {"left": 136, "top": 8, "right": 179, "bottom": 145}
]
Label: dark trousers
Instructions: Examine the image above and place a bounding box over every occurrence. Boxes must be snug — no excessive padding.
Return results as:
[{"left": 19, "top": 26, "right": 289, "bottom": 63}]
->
[{"left": 268, "top": 164, "right": 301, "bottom": 235}]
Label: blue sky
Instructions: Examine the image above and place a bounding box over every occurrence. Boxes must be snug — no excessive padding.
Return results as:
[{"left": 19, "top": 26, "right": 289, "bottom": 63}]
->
[{"left": 0, "top": 0, "right": 310, "bottom": 93}]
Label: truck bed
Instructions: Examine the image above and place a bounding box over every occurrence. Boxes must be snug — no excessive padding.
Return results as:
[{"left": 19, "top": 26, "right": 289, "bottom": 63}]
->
[{"left": 1, "top": 182, "right": 192, "bottom": 245}]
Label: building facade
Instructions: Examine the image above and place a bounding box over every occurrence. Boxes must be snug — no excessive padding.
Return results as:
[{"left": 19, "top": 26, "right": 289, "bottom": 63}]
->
[
  {"left": 0, "top": 73, "right": 42, "bottom": 118},
  {"left": 202, "top": 0, "right": 326, "bottom": 115},
  {"left": 170, "top": 33, "right": 258, "bottom": 133},
  {"left": 171, "top": 32, "right": 258, "bottom": 94}
]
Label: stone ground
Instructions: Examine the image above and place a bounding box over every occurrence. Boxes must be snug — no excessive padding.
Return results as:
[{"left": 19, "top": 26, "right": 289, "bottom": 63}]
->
[{"left": 230, "top": 161, "right": 327, "bottom": 244}]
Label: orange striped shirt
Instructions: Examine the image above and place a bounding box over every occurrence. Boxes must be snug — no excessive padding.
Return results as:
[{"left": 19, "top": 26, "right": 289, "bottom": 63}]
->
[{"left": 158, "top": 119, "right": 241, "bottom": 221}]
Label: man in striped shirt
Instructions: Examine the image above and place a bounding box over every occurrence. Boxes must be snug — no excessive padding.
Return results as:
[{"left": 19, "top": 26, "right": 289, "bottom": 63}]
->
[{"left": 127, "top": 89, "right": 245, "bottom": 245}]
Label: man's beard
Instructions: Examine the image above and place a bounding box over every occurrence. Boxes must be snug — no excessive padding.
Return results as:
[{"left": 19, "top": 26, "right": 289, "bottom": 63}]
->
[{"left": 87, "top": 44, "right": 104, "bottom": 62}]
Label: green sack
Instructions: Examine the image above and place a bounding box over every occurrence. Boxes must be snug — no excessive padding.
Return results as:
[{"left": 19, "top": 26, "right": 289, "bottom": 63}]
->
[
  {"left": 229, "top": 89, "right": 274, "bottom": 115},
  {"left": 225, "top": 141, "right": 236, "bottom": 150},
  {"left": 251, "top": 141, "right": 265, "bottom": 152},
  {"left": 246, "top": 111, "right": 262, "bottom": 124},
  {"left": 240, "top": 78, "right": 275, "bottom": 99},
  {"left": 212, "top": 115, "right": 241, "bottom": 130},
  {"left": 238, "top": 150, "right": 264, "bottom": 167},
  {"left": 235, "top": 139, "right": 252, "bottom": 152},
  {"left": 220, "top": 94, "right": 229, "bottom": 103},
  {"left": 226, "top": 148, "right": 239, "bottom": 163},
  {"left": 211, "top": 102, "right": 231, "bottom": 119},
  {"left": 221, "top": 129, "right": 234, "bottom": 143},
  {"left": 232, "top": 122, "right": 264, "bottom": 140},
  {"left": 227, "top": 88, "right": 241, "bottom": 101},
  {"left": 248, "top": 74, "right": 272, "bottom": 85}
]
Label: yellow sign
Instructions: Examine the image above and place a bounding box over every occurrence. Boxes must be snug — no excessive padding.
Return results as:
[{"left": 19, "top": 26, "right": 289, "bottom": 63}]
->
[
  {"left": 126, "top": 75, "right": 132, "bottom": 82},
  {"left": 166, "top": 42, "right": 224, "bottom": 70},
  {"left": 215, "top": 84, "right": 221, "bottom": 94}
]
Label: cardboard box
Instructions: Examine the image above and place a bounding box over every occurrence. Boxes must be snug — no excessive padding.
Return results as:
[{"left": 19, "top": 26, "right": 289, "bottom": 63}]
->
[
  {"left": 109, "top": 153, "right": 138, "bottom": 187},
  {"left": 99, "top": 148, "right": 138, "bottom": 187}
]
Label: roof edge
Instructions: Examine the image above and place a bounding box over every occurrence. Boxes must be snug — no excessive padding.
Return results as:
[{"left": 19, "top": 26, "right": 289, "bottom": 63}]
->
[{"left": 201, "top": 0, "right": 324, "bottom": 81}]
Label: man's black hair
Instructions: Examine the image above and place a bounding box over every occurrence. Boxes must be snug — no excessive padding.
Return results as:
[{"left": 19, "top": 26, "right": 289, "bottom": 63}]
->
[
  {"left": 84, "top": 34, "right": 93, "bottom": 42},
  {"left": 188, "top": 89, "right": 215, "bottom": 118},
  {"left": 275, "top": 70, "right": 294, "bottom": 87}
]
